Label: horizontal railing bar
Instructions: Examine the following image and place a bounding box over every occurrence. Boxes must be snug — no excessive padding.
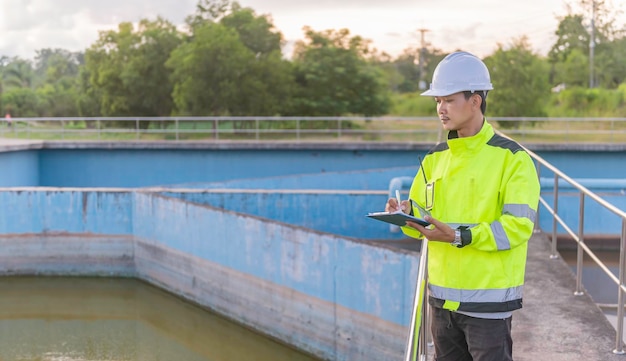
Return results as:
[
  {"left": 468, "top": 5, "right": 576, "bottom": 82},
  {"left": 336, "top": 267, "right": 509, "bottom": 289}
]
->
[{"left": 8, "top": 116, "right": 626, "bottom": 122}]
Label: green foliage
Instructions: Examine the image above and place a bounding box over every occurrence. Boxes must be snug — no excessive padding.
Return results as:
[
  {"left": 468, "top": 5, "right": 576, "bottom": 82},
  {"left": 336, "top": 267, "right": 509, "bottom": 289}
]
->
[
  {"left": 389, "top": 92, "right": 435, "bottom": 116},
  {"left": 84, "top": 17, "right": 182, "bottom": 118},
  {"left": 547, "top": 86, "right": 626, "bottom": 117},
  {"left": 554, "top": 48, "right": 588, "bottom": 87},
  {"left": 483, "top": 37, "right": 551, "bottom": 127},
  {"left": 168, "top": 3, "right": 293, "bottom": 116},
  {"left": 548, "top": 3, "right": 626, "bottom": 89},
  {"left": 2, "top": 87, "right": 40, "bottom": 117},
  {"left": 2, "top": 58, "right": 34, "bottom": 89},
  {"left": 31, "top": 49, "right": 82, "bottom": 116},
  {"left": 289, "top": 28, "right": 390, "bottom": 116},
  {"left": 595, "top": 37, "right": 626, "bottom": 88},
  {"left": 549, "top": 14, "right": 589, "bottom": 64},
  {"left": 391, "top": 50, "right": 421, "bottom": 93},
  {"left": 220, "top": 3, "right": 283, "bottom": 54},
  {"left": 1, "top": 0, "right": 625, "bottom": 121}
]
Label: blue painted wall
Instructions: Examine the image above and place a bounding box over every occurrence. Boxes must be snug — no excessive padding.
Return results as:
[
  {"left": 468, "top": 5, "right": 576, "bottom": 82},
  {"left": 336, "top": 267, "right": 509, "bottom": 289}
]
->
[
  {"left": 0, "top": 190, "right": 133, "bottom": 234},
  {"left": 0, "top": 150, "right": 39, "bottom": 186},
  {"left": 32, "top": 148, "right": 626, "bottom": 188},
  {"left": 37, "top": 149, "right": 425, "bottom": 188},
  {"left": 1, "top": 146, "right": 623, "bottom": 238},
  {"left": 133, "top": 193, "right": 419, "bottom": 326}
]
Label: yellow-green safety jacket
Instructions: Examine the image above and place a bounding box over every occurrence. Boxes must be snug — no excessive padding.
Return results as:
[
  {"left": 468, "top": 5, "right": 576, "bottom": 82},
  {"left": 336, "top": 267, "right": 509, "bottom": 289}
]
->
[{"left": 402, "top": 121, "right": 540, "bottom": 313}]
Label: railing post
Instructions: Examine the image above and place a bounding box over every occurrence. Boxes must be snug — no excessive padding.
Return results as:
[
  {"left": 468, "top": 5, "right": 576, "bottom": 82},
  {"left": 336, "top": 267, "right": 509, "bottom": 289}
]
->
[
  {"left": 256, "top": 118, "right": 260, "bottom": 141},
  {"left": 97, "top": 119, "right": 101, "bottom": 140},
  {"left": 614, "top": 218, "right": 626, "bottom": 354},
  {"left": 296, "top": 119, "right": 300, "bottom": 141},
  {"left": 338, "top": 118, "right": 342, "bottom": 138},
  {"left": 404, "top": 239, "right": 429, "bottom": 361},
  {"left": 551, "top": 174, "right": 559, "bottom": 259},
  {"left": 534, "top": 161, "right": 541, "bottom": 233},
  {"left": 175, "top": 118, "right": 179, "bottom": 141},
  {"left": 135, "top": 118, "right": 139, "bottom": 140},
  {"left": 574, "top": 192, "right": 585, "bottom": 296},
  {"left": 419, "top": 266, "right": 430, "bottom": 360}
]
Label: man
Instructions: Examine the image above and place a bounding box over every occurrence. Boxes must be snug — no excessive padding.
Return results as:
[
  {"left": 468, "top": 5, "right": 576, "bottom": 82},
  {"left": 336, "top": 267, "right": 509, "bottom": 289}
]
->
[{"left": 386, "top": 51, "right": 540, "bottom": 361}]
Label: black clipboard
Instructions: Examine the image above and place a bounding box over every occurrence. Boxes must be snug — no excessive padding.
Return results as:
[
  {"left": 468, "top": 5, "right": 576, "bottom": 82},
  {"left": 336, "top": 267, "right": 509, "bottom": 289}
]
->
[{"left": 366, "top": 211, "right": 430, "bottom": 227}]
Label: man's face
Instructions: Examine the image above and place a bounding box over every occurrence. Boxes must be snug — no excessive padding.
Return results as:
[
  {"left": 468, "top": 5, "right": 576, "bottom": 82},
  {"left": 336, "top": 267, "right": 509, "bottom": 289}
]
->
[{"left": 433, "top": 92, "right": 476, "bottom": 132}]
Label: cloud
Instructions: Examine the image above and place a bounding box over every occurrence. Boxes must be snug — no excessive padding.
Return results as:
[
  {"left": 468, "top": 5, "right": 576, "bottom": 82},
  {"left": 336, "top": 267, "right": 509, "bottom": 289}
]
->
[
  {"left": 239, "top": 0, "right": 420, "bottom": 13},
  {"left": 0, "top": 0, "right": 197, "bottom": 58}
]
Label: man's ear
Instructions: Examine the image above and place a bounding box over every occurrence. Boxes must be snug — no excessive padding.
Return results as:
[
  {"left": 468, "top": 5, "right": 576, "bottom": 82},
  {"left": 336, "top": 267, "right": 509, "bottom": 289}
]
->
[{"left": 472, "top": 93, "right": 482, "bottom": 108}]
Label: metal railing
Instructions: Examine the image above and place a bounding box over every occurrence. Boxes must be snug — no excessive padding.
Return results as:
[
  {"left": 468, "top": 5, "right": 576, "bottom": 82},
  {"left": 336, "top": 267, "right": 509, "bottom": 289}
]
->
[
  {"left": 1, "top": 116, "right": 626, "bottom": 144},
  {"left": 526, "top": 147, "right": 626, "bottom": 354},
  {"left": 404, "top": 239, "right": 429, "bottom": 361}
]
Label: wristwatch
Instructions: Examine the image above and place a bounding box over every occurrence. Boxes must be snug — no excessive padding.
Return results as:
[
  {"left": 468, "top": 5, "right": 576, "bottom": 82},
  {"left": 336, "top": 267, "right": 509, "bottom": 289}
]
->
[{"left": 451, "top": 229, "right": 463, "bottom": 247}]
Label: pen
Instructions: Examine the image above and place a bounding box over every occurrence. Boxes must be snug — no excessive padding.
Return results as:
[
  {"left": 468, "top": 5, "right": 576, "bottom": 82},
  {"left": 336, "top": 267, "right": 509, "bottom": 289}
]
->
[{"left": 395, "top": 190, "right": 402, "bottom": 213}]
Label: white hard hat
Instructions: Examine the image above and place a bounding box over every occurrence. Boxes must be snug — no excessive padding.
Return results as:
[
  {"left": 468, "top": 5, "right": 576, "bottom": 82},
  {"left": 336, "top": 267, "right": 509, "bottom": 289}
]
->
[{"left": 421, "top": 51, "right": 493, "bottom": 96}]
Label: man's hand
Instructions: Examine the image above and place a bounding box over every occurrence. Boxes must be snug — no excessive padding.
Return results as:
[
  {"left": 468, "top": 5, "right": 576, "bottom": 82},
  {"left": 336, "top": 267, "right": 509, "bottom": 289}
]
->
[
  {"left": 385, "top": 198, "right": 411, "bottom": 214},
  {"left": 406, "top": 215, "right": 455, "bottom": 243}
]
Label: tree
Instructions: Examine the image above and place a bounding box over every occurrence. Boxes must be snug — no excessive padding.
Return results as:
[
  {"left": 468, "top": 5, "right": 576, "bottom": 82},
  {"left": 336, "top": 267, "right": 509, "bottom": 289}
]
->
[
  {"left": 549, "top": 14, "right": 589, "bottom": 64},
  {"left": 2, "top": 58, "right": 34, "bottom": 89},
  {"left": 220, "top": 3, "right": 283, "bottom": 55},
  {"left": 32, "top": 49, "right": 82, "bottom": 116},
  {"left": 483, "top": 37, "right": 551, "bottom": 124},
  {"left": 185, "top": 0, "right": 231, "bottom": 29},
  {"left": 2, "top": 88, "right": 40, "bottom": 117},
  {"left": 219, "top": 3, "right": 294, "bottom": 115},
  {"left": 390, "top": 50, "right": 420, "bottom": 93},
  {"left": 289, "top": 27, "right": 390, "bottom": 116},
  {"left": 0, "top": 57, "right": 37, "bottom": 116},
  {"left": 555, "top": 48, "right": 589, "bottom": 87},
  {"left": 548, "top": 1, "right": 626, "bottom": 88},
  {"left": 84, "top": 17, "right": 182, "bottom": 118},
  {"left": 168, "top": 3, "right": 293, "bottom": 116},
  {"left": 168, "top": 23, "right": 259, "bottom": 115}
]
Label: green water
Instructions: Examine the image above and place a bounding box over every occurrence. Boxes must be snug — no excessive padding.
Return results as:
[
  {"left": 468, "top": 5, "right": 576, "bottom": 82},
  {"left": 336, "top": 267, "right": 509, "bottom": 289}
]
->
[{"left": 0, "top": 277, "right": 320, "bottom": 361}]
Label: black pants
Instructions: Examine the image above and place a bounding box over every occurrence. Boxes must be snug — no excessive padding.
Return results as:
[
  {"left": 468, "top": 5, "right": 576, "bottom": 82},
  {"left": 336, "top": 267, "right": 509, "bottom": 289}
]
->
[{"left": 431, "top": 307, "right": 513, "bottom": 361}]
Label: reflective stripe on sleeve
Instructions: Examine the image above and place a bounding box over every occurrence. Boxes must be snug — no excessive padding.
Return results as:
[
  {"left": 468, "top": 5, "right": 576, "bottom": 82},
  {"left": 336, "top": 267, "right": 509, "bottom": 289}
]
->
[
  {"left": 503, "top": 203, "right": 537, "bottom": 222},
  {"left": 491, "top": 221, "right": 510, "bottom": 250}
]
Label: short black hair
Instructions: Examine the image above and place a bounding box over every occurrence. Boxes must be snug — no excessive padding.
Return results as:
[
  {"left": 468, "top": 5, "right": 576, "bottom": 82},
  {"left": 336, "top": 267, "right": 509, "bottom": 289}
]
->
[{"left": 463, "top": 91, "right": 488, "bottom": 115}]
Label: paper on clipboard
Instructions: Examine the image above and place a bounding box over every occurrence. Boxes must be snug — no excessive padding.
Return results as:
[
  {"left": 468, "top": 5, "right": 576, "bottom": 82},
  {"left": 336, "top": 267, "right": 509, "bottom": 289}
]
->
[{"left": 366, "top": 211, "right": 430, "bottom": 227}]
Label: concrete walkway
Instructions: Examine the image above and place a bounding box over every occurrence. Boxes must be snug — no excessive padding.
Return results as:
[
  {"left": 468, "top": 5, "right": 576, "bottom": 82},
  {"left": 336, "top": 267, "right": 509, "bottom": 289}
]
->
[{"left": 513, "top": 231, "right": 623, "bottom": 361}]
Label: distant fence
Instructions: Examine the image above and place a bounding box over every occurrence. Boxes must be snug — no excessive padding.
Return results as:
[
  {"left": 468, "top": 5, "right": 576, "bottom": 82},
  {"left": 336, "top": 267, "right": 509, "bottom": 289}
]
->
[{"left": 1, "top": 116, "right": 626, "bottom": 143}]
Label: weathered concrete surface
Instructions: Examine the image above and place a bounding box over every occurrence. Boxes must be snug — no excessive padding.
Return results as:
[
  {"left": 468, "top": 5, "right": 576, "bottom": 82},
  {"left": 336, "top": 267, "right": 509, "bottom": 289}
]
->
[{"left": 512, "top": 231, "right": 624, "bottom": 361}]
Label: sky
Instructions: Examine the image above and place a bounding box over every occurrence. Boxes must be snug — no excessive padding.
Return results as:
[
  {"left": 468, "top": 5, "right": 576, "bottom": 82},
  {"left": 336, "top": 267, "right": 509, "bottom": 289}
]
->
[{"left": 0, "top": 0, "right": 622, "bottom": 61}]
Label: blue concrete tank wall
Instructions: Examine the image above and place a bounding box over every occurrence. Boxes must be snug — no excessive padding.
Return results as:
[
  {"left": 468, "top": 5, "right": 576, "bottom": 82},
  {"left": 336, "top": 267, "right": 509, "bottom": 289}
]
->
[
  {"left": 0, "top": 190, "right": 133, "bottom": 234},
  {"left": 172, "top": 166, "right": 416, "bottom": 191},
  {"left": 538, "top": 178, "right": 626, "bottom": 237},
  {"left": 0, "top": 145, "right": 622, "bottom": 190},
  {"left": 0, "top": 186, "right": 420, "bottom": 360},
  {"left": 37, "top": 148, "right": 426, "bottom": 187},
  {"left": 536, "top": 151, "right": 626, "bottom": 180},
  {"left": 164, "top": 190, "right": 406, "bottom": 240},
  {"left": 0, "top": 150, "right": 39, "bottom": 186}
]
